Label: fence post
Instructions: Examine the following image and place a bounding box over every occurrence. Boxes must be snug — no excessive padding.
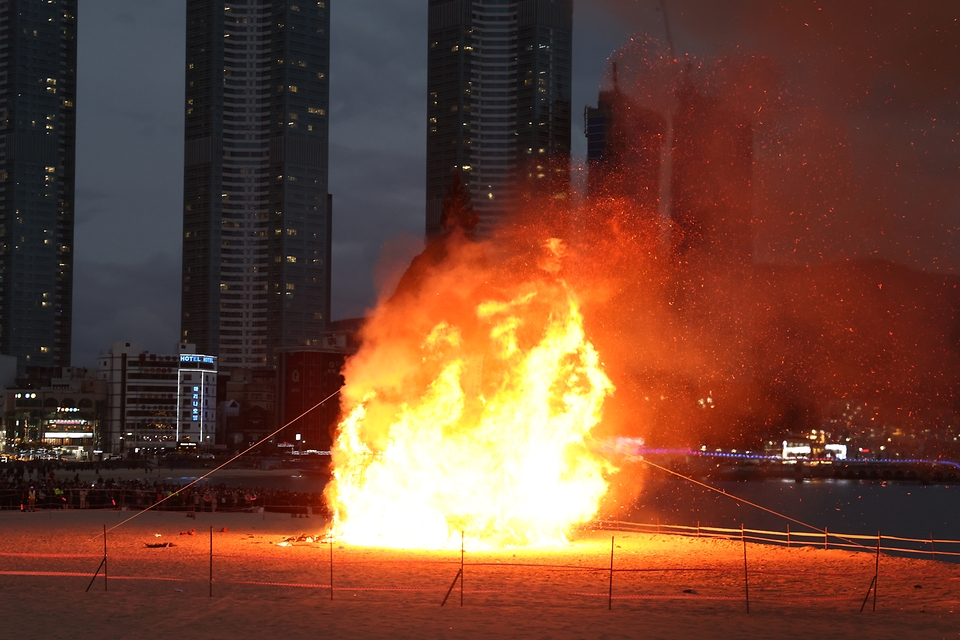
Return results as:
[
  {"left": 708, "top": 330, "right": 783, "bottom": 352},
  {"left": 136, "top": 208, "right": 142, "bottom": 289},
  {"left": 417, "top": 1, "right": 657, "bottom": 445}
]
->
[
  {"left": 608, "top": 535, "right": 615, "bottom": 611},
  {"left": 742, "top": 523, "right": 749, "bottom": 614},
  {"left": 786, "top": 523, "right": 790, "bottom": 548},
  {"left": 824, "top": 525, "right": 828, "bottom": 551},
  {"left": 209, "top": 526, "right": 213, "bottom": 597},
  {"left": 873, "top": 530, "right": 880, "bottom": 612},
  {"left": 930, "top": 533, "right": 936, "bottom": 561},
  {"left": 697, "top": 520, "right": 701, "bottom": 538},
  {"left": 103, "top": 525, "right": 108, "bottom": 592}
]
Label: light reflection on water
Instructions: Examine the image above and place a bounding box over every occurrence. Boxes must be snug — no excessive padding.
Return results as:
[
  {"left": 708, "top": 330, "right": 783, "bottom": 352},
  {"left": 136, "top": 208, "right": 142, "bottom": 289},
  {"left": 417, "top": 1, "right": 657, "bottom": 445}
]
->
[{"left": 630, "top": 476, "right": 960, "bottom": 540}]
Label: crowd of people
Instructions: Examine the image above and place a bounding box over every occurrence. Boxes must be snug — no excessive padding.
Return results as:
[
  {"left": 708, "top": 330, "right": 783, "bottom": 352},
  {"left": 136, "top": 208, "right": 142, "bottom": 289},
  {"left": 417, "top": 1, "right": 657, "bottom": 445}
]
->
[{"left": 0, "top": 460, "right": 326, "bottom": 515}]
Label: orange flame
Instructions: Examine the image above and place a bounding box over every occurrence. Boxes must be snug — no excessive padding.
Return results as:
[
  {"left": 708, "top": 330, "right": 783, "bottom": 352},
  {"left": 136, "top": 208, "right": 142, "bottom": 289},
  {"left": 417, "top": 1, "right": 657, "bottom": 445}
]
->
[{"left": 326, "top": 238, "right": 616, "bottom": 549}]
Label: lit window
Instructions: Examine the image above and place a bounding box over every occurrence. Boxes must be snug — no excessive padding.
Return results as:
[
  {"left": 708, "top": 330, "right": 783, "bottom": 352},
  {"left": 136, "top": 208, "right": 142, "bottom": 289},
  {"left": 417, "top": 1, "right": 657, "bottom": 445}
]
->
[
  {"left": 286, "top": 284, "right": 295, "bottom": 291},
  {"left": 286, "top": 256, "right": 297, "bottom": 263}
]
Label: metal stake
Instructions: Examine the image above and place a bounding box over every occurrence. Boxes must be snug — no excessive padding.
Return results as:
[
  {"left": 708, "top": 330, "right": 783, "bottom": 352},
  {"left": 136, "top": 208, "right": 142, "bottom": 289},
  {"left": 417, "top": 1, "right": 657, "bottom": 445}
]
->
[
  {"left": 608, "top": 536, "right": 614, "bottom": 610},
  {"left": 742, "top": 523, "right": 749, "bottom": 614},
  {"left": 103, "top": 525, "right": 108, "bottom": 592},
  {"left": 873, "top": 530, "right": 880, "bottom": 612}
]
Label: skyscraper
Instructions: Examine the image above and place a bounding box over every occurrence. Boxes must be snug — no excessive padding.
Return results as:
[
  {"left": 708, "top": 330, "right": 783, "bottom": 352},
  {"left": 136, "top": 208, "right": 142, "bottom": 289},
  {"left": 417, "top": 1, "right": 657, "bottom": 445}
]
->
[
  {"left": 0, "top": 1, "right": 77, "bottom": 373},
  {"left": 181, "top": 0, "right": 332, "bottom": 368},
  {"left": 584, "top": 68, "right": 665, "bottom": 218},
  {"left": 426, "top": 0, "right": 573, "bottom": 237}
]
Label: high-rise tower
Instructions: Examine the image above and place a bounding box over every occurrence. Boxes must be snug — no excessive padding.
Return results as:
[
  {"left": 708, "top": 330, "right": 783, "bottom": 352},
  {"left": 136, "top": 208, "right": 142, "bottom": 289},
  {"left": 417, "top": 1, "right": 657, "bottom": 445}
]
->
[
  {"left": 426, "top": 0, "right": 572, "bottom": 238},
  {"left": 0, "top": 1, "right": 77, "bottom": 373},
  {"left": 181, "top": 0, "right": 332, "bottom": 368}
]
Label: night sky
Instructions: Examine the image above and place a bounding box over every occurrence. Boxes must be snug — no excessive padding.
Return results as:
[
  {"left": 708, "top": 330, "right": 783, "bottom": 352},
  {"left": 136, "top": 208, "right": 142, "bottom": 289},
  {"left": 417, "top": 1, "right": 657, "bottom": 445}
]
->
[{"left": 70, "top": 1, "right": 957, "bottom": 367}]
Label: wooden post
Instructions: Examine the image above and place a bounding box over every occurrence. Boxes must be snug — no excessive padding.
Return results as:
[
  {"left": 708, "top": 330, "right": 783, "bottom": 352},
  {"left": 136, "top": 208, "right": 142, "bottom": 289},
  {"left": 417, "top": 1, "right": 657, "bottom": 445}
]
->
[
  {"left": 786, "top": 523, "right": 791, "bottom": 548},
  {"left": 742, "top": 523, "right": 749, "bottom": 614},
  {"left": 103, "top": 525, "right": 108, "bottom": 592},
  {"left": 329, "top": 537, "right": 334, "bottom": 601},
  {"left": 697, "top": 520, "right": 701, "bottom": 538},
  {"left": 608, "top": 536, "right": 614, "bottom": 610},
  {"left": 824, "top": 525, "right": 828, "bottom": 551},
  {"left": 460, "top": 530, "right": 464, "bottom": 607},
  {"left": 209, "top": 526, "right": 213, "bottom": 597},
  {"left": 930, "top": 533, "right": 936, "bottom": 561}
]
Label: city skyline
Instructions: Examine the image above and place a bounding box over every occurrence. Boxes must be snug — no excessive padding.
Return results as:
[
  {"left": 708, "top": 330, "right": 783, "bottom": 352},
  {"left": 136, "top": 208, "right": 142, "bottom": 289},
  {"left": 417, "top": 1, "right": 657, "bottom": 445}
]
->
[{"left": 67, "top": 1, "right": 957, "bottom": 369}]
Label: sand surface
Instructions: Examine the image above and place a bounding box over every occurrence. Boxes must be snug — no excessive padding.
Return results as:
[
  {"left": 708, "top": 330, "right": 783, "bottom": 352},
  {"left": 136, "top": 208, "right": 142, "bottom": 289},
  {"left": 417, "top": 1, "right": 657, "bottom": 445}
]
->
[{"left": 1, "top": 509, "right": 958, "bottom": 639}]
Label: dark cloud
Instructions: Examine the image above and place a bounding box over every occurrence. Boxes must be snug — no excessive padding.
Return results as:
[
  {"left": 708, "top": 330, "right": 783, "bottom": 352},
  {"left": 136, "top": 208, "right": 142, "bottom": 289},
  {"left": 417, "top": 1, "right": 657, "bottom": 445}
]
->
[
  {"left": 594, "top": 0, "right": 959, "bottom": 273},
  {"left": 71, "top": 253, "right": 182, "bottom": 368}
]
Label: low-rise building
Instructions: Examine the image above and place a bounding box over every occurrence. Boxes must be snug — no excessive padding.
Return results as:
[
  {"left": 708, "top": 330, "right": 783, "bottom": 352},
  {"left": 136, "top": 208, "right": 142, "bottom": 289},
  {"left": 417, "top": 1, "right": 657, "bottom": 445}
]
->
[
  {"left": 1, "top": 367, "right": 106, "bottom": 460},
  {"left": 98, "top": 342, "right": 217, "bottom": 457}
]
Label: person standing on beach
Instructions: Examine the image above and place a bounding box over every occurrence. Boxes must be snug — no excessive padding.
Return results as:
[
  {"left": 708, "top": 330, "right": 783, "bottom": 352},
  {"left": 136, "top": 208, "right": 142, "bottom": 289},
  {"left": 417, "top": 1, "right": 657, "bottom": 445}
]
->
[{"left": 27, "top": 486, "right": 36, "bottom": 512}]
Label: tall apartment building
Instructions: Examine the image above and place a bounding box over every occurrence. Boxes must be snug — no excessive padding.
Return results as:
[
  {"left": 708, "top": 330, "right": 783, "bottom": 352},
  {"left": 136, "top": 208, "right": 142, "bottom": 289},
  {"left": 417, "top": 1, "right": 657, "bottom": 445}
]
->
[
  {"left": 584, "top": 73, "right": 665, "bottom": 217},
  {"left": 0, "top": 1, "right": 77, "bottom": 372},
  {"left": 426, "top": 0, "right": 573, "bottom": 237},
  {"left": 181, "top": 0, "right": 332, "bottom": 368}
]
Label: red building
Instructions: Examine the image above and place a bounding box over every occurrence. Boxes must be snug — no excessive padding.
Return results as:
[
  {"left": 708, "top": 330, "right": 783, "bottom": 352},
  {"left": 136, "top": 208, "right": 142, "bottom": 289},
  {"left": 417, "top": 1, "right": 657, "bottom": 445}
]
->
[{"left": 277, "top": 331, "right": 356, "bottom": 454}]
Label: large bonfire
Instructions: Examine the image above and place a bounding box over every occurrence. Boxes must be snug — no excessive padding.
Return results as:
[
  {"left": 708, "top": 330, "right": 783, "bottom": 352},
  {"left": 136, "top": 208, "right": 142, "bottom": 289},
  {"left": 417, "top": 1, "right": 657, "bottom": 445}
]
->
[{"left": 324, "top": 231, "right": 617, "bottom": 549}]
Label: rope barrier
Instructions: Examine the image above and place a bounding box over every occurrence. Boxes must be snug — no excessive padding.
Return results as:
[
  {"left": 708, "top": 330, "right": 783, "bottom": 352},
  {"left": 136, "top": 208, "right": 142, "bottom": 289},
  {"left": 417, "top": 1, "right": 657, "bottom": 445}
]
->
[
  {"left": 602, "top": 518, "right": 960, "bottom": 557},
  {"left": 86, "top": 388, "right": 341, "bottom": 541},
  {"left": 0, "top": 569, "right": 893, "bottom": 605},
  {"left": 636, "top": 458, "right": 873, "bottom": 551}
]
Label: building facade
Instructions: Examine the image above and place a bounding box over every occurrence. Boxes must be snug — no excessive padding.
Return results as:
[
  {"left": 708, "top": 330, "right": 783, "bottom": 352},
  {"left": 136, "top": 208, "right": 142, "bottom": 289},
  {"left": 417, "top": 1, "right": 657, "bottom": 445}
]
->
[
  {"left": 218, "top": 366, "right": 277, "bottom": 453},
  {"left": 426, "top": 0, "right": 573, "bottom": 237},
  {"left": 181, "top": 0, "right": 332, "bottom": 368},
  {"left": 0, "top": 1, "right": 77, "bottom": 372},
  {"left": 584, "top": 77, "right": 665, "bottom": 218},
  {"left": 1, "top": 367, "right": 105, "bottom": 460},
  {"left": 276, "top": 329, "right": 355, "bottom": 455},
  {"left": 98, "top": 342, "right": 217, "bottom": 456}
]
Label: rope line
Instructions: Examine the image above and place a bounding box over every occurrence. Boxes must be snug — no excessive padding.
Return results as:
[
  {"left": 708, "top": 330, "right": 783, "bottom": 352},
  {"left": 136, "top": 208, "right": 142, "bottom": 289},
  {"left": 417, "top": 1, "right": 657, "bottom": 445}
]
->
[
  {"left": 87, "top": 388, "right": 341, "bottom": 541},
  {"left": 636, "top": 457, "right": 873, "bottom": 551},
  {"left": 0, "top": 570, "right": 897, "bottom": 605}
]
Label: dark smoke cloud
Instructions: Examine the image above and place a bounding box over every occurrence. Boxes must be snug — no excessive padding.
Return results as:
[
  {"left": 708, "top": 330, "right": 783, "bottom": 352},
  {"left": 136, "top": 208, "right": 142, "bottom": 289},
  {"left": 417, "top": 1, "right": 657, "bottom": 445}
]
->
[{"left": 594, "top": 0, "right": 959, "bottom": 273}]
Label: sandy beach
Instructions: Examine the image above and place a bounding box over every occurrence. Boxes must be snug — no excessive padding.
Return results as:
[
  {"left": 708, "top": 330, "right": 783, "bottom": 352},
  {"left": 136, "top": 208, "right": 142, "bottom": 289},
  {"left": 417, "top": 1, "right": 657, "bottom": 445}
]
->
[{"left": 1, "top": 508, "right": 958, "bottom": 639}]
